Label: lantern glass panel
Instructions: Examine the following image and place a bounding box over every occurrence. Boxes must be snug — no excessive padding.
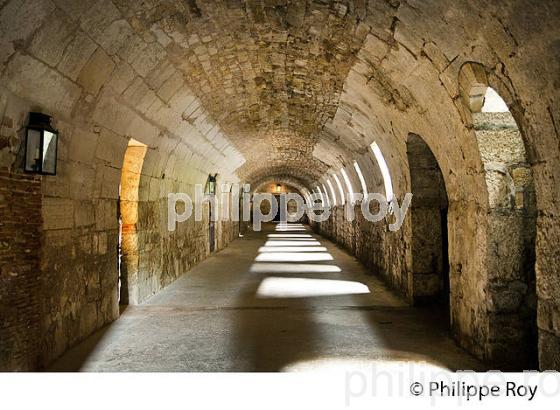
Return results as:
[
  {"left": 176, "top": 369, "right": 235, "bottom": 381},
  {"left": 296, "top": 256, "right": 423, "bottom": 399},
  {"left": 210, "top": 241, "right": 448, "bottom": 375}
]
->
[
  {"left": 42, "top": 131, "right": 57, "bottom": 174},
  {"left": 25, "top": 128, "right": 41, "bottom": 172}
]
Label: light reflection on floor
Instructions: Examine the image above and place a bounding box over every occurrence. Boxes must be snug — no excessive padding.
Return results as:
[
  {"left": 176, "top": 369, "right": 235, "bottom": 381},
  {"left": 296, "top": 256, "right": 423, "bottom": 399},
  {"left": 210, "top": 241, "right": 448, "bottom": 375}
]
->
[
  {"left": 256, "top": 277, "right": 370, "bottom": 298},
  {"left": 281, "top": 358, "right": 450, "bottom": 373},
  {"left": 263, "top": 240, "right": 321, "bottom": 246},
  {"left": 249, "top": 263, "right": 342, "bottom": 273},
  {"left": 48, "top": 222, "right": 485, "bottom": 372},
  {"left": 274, "top": 225, "right": 308, "bottom": 232},
  {"left": 255, "top": 252, "right": 334, "bottom": 262},
  {"left": 252, "top": 223, "right": 366, "bottom": 297},
  {"left": 257, "top": 246, "right": 328, "bottom": 253},
  {"left": 268, "top": 234, "right": 313, "bottom": 238}
]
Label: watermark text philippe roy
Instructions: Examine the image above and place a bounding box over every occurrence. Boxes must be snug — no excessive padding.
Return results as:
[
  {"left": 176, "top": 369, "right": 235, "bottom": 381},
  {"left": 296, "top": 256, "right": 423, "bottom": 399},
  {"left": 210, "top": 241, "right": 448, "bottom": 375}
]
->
[{"left": 167, "top": 183, "right": 412, "bottom": 232}]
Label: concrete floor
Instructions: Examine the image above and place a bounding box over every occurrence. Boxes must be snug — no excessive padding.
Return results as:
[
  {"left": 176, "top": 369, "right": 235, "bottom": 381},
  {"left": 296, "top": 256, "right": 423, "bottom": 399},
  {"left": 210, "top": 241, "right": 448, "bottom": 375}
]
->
[{"left": 49, "top": 223, "right": 485, "bottom": 372}]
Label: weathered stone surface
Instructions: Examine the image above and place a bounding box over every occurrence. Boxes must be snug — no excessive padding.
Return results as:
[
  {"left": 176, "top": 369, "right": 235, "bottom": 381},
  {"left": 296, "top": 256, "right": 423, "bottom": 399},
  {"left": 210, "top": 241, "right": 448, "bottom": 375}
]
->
[
  {"left": 27, "top": 9, "right": 75, "bottom": 67},
  {"left": 0, "top": 171, "right": 42, "bottom": 371},
  {"left": 77, "top": 48, "right": 115, "bottom": 95},
  {"left": 57, "top": 31, "right": 98, "bottom": 80},
  {"left": 0, "top": 0, "right": 559, "bottom": 372},
  {"left": 3, "top": 53, "right": 82, "bottom": 116},
  {"left": 0, "top": 0, "right": 54, "bottom": 65},
  {"left": 42, "top": 197, "right": 74, "bottom": 230}
]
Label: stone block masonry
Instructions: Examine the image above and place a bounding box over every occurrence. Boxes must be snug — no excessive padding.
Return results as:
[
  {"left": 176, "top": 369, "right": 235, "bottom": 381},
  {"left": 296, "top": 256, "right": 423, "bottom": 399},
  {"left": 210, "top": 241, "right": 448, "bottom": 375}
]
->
[
  {"left": 0, "top": 0, "right": 559, "bottom": 371},
  {"left": 0, "top": 170, "right": 42, "bottom": 370}
]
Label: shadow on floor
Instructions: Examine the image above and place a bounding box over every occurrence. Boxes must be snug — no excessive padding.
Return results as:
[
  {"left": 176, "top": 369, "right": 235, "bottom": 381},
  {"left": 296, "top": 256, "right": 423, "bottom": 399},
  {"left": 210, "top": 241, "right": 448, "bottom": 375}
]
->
[
  {"left": 48, "top": 223, "right": 486, "bottom": 372},
  {"left": 227, "top": 225, "right": 485, "bottom": 371}
]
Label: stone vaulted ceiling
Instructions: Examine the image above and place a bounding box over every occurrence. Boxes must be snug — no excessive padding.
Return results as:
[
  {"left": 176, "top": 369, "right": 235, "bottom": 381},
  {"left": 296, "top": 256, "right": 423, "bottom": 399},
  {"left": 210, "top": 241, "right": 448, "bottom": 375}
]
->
[{"left": 115, "top": 0, "right": 372, "bottom": 185}]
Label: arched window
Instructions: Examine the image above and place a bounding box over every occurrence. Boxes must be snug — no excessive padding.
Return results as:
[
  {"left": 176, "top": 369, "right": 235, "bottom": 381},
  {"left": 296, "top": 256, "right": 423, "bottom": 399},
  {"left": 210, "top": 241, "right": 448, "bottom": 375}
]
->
[
  {"left": 341, "top": 167, "right": 355, "bottom": 204},
  {"left": 326, "top": 179, "right": 338, "bottom": 207},
  {"left": 370, "top": 142, "right": 394, "bottom": 202},
  {"left": 353, "top": 161, "right": 368, "bottom": 196},
  {"left": 321, "top": 183, "right": 331, "bottom": 207},
  {"left": 316, "top": 185, "right": 329, "bottom": 207},
  {"left": 333, "top": 173, "right": 346, "bottom": 206}
]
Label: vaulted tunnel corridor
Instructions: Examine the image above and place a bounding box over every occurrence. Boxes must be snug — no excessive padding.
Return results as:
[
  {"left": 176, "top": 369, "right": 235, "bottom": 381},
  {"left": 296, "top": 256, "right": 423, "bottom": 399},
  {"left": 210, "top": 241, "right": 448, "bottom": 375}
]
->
[
  {"left": 49, "top": 223, "right": 484, "bottom": 372},
  {"left": 1, "top": 0, "right": 559, "bottom": 372}
]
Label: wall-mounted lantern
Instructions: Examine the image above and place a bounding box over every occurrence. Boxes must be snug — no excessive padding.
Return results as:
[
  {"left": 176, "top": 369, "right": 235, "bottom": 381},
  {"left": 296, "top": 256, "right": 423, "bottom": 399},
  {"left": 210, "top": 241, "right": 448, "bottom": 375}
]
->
[
  {"left": 24, "top": 112, "right": 58, "bottom": 175},
  {"left": 275, "top": 184, "right": 282, "bottom": 193},
  {"left": 207, "top": 173, "right": 217, "bottom": 195}
]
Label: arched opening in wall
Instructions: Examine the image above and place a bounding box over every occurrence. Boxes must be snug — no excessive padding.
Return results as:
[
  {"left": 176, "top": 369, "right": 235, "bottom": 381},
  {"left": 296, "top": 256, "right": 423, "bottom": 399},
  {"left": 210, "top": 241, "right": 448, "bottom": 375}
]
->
[
  {"left": 205, "top": 174, "right": 218, "bottom": 252},
  {"left": 326, "top": 179, "right": 338, "bottom": 207},
  {"left": 333, "top": 173, "right": 346, "bottom": 206},
  {"left": 118, "top": 139, "right": 147, "bottom": 306},
  {"left": 254, "top": 182, "right": 306, "bottom": 224},
  {"left": 370, "top": 142, "right": 394, "bottom": 202},
  {"left": 257, "top": 183, "right": 283, "bottom": 222},
  {"left": 467, "top": 81, "right": 538, "bottom": 368},
  {"left": 238, "top": 185, "right": 245, "bottom": 237},
  {"left": 341, "top": 168, "right": 355, "bottom": 205},
  {"left": 406, "top": 135, "right": 449, "bottom": 321},
  {"left": 321, "top": 184, "right": 331, "bottom": 207},
  {"left": 353, "top": 161, "right": 368, "bottom": 196},
  {"left": 273, "top": 183, "right": 282, "bottom": 222}
]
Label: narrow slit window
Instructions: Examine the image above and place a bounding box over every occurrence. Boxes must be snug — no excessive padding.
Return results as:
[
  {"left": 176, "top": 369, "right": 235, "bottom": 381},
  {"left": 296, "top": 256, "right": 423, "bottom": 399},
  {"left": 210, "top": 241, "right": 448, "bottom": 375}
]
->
[
  {"left": 316, "top": 185, "right": 329, "bottom": 207},
  {"left": 353, "top": 161, "right": 368, "bottom": 196},
  {"left": 326, "top": 179, "right": 337, "bottom": 207},
  {"left": 305, "top": 190, "right": 313, "bottom": 207},
  {"left": 370, "top": 142, "right": 394, "bottom": 202},
  {"left": 341, "top": 167, "right": 355, "bottom": 204},
  {"left": 311, "top": 187, "right": 319, "bottom": 206},
  {"left": 321, "top": 183, "right": 331, "bottom": 207},
  {"left": 333, "top": 174, "right": 346, "bottom": 206},
  {"left": 302, "top": 190, "right": 310, "bottom": 207}
]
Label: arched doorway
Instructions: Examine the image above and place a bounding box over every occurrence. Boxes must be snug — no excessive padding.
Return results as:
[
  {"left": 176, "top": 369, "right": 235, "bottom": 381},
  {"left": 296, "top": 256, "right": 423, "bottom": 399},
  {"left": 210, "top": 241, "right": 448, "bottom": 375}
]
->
[
  {"left": 118, "top": 139, "right": 147, "bottom": 306},
  {"left": 205, "top": 174, "right": 217, "bottom": 253},
  {"left": 253, "top": 182, "right": 304, "bottom": 224},
  {"left": 407, "top": 134, "right": 450, "bottom": 321},
  {"left": 459, "top": 62, "right": 538, "bottom": 368}
]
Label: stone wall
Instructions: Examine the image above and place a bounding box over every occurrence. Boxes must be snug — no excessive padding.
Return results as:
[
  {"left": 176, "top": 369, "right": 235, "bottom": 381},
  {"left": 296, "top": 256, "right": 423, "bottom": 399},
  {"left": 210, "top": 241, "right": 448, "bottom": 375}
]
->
[
  {"left": 0, "top": 170, "right": 42, "bottom": 371},
  {"left": 312, "top": 204, "right": 410, "bottom": 302},
  {"left": 309, "top": 2, "right": 560, "bottom": 370},
  {"left": 0, "top": 87, "right": 242, "bottom": 369},
  {"left": 313, "top": 121, "right": 537, "bottom": 367},
  {"left": 134, "top": 191, "right": 238, "bottom": 304},
  {"left": 473, "top": 111, "right": 538, "bottom": 367},
  {"left": 0, "top": 0, "right": 245, "bottom": 369},
  {"left": 1, "top": 0, "right": 559, "bottom": 370}
]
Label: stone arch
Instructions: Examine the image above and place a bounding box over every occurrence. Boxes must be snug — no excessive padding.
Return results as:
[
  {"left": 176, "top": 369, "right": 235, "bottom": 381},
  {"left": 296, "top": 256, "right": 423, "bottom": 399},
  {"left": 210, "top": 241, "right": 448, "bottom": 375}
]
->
[
  {"left": 458, "top": 62, "right": 538, "bottom": 368},
  {"left": 0, "top": 0, "right": 558, "bottom": 372},
  {"left": 251, "top": 176, "right": 310, "bottom": 196},
  {"left": 406, "top": 134, "right": 449, "bottom": 312},
  {"left": 251, "top": 177, "right": 308, "bottom": 224}
]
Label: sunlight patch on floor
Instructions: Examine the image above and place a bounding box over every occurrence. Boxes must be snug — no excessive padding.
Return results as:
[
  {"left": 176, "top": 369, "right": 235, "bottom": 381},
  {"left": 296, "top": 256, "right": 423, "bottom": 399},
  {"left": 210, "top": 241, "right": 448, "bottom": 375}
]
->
[
  {"left": 281, "top": 358, "right": 451, "bottom": 373},
  {"left": 264, "top": 240, "right": 321, "bottom": 246},
  {"left": 250, "top": 263, "right": 342, "bottom": 273},
  {"left": 275, "top": 224, "right": 307, "bottom": 232},
  {"left": 268, "top": 234, "right": 313, "bottom": 238},
  {"left": 258, "top": 246, "right": 328, "bottom": 253},
  {"left": 256, "top": 277, "right": 370, "bottom": 298},
  {"left": 255, "top": 253, "right": 334, "bottom": 262}
]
